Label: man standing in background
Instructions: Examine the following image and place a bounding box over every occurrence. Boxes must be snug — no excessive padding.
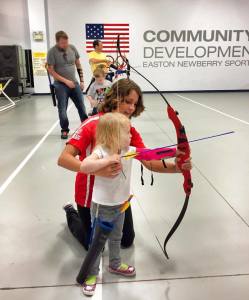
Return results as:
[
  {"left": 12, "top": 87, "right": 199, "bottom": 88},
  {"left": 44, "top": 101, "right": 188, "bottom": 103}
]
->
[
  {"left": 88, "top": 40, "right": 110, "bottom": 73},
  {"left": 47, "top": 31, "right": 88, "bottom": 139}
]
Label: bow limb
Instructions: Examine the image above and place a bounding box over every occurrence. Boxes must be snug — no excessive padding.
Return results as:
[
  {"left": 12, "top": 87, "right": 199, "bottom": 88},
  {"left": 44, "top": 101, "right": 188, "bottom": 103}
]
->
[
  {"left": 117, "top": 35, "right": 130, "bottom": 78},
  {"left": 163, "top": 195, "right": 189, "bottom": 259}
]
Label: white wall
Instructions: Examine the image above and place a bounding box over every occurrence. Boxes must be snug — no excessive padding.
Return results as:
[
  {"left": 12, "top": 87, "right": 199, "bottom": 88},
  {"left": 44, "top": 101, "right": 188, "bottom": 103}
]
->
[
  {"left": 1, "top": 0, "right": 248, "bottom": 92},
  {"left": 27, "top": 0, "right": 49, "bottom": 93},
  {"left": 0, "top": 0, "right": 31, "bottom": 48},
  {"left": 46, "top": 0, "right": 249, "bottom": 91}
]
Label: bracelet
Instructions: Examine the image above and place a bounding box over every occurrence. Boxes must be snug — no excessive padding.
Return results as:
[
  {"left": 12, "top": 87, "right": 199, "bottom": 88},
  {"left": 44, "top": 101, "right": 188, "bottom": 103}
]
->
[{"left": 162, "top": 160, "right": 167, "bottom": 168}]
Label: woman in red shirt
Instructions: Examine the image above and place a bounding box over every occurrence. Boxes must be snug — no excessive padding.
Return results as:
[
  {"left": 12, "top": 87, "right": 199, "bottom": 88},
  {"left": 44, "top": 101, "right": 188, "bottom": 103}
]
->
[{"left": 58, "top": 78, "right": 191, "bottom": 250}]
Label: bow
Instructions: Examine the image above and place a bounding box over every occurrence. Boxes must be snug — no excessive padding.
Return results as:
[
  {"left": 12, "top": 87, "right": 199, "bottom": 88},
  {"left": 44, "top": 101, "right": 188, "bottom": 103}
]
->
[{"left": 117, "top": 35, "right": 193, "bottom": 259}]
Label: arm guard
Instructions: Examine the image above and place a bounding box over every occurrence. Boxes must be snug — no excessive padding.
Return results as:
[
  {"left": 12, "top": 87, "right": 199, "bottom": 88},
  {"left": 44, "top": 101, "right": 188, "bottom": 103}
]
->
[{"left": 77, "top": 68, "right": 84, "bottom": 82}]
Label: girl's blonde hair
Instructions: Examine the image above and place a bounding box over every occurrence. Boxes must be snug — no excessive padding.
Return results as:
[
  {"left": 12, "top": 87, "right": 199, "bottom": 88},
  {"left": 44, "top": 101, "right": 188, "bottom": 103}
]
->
[{"left": 96, "top": 113, "right": 130, "bottom": 154}]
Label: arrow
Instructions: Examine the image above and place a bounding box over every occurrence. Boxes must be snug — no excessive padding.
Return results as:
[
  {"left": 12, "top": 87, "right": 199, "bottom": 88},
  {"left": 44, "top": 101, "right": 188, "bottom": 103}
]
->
[{"left": 123, "top": 130, "right": 235, "bottom": 159}]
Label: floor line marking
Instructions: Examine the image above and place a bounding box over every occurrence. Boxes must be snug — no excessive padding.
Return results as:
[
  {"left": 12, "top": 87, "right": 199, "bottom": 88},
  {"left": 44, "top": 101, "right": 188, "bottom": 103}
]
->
[
  {"left": 175, "top": 93, "right": 249, "bottom": 126},
  {"left": 1, "top": 272, "right": 249, "bottom": 290},
  {"left": 0, "top": 103, "right": 73, "bottom": 196}
]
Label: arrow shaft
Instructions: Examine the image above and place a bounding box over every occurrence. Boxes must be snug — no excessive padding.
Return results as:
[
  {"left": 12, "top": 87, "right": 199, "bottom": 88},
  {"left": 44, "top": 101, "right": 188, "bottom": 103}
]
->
[{"left": 122, "top": 131, "right": 234, "bottom": 159}]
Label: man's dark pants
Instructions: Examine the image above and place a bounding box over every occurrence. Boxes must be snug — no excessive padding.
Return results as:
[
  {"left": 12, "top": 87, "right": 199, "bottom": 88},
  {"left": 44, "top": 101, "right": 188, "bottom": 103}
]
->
[
  {"left": 54, "top": 81, "right": 88, "bottom": 132},
  {"left": 66, "top": 204, "right": 135, "bottom": 250}
]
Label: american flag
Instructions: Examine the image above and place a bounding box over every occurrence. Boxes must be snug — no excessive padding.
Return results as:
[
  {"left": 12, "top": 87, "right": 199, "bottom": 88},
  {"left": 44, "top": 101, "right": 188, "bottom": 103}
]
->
[{"left": 85, "top": 23, "right": 129, "bottom": 53}]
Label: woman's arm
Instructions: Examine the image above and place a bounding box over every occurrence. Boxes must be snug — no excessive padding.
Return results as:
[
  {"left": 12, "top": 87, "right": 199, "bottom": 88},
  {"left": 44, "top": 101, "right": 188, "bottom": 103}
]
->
[
  {"left": 57, "top": 144, "right": 123, "bottom": 177},
  {"left": 58, "top": 144, "right": 122, "bottom": 176},
  {"left": 80, "top": 153, "right": 120, "bottom": 174},
  {"left": 142, "top": 160, "right": 178, "bottom": 173},
  {"left": 142, "top": 152, "right": 192, "bottom": 173},
  {"left": 57, "top": 144, "right": 82, "bottom": 172}
]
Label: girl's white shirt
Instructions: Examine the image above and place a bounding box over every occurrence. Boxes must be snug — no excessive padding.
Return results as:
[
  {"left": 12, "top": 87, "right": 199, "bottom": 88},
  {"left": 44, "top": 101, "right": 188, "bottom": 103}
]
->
[{"left": 92, "top": 146, "right": 135, "bottom": 206}]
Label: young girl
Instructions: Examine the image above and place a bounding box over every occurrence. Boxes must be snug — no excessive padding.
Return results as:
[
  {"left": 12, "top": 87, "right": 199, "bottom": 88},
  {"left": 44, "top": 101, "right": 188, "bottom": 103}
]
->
[{"left": 79, "top": 112, "right": 136, "bottom": 296}]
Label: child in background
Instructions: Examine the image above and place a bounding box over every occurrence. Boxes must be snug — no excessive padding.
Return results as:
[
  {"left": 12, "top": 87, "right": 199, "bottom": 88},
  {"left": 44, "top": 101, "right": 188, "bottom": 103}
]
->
[
  {"left": 87, "top": 68, "right": 112, "bottom": 116},
  {"left": 79, "top": 113, "right": 136, "bottom": 296}
]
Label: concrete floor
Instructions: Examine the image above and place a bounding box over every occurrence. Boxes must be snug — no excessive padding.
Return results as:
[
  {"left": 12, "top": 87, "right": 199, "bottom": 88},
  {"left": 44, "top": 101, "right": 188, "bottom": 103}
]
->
[{"left": 0, "top": 92, "right": 249, "bottom": 300}]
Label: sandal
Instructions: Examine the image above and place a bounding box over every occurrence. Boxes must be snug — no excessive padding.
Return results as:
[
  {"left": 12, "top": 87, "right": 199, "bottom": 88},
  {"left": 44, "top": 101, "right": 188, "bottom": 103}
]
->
[
  {"left": 109, "top": 263, "right": 136, "bottom": 277},
  {"left": 82, "top": 275, "right": 97, "bottom": 296}
]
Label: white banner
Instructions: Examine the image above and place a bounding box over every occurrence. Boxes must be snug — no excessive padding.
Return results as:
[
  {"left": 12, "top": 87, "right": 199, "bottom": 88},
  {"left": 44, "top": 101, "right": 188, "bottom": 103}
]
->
[{"left": 47, "top": 0, "right": 249, "bottom": 91}]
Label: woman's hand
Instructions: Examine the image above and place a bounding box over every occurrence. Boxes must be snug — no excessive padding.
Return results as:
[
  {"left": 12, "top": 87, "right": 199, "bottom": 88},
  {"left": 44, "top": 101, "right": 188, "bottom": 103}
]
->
[
  {"left": 175, "top": 150, "right": 193, "bottom": 172},
  {"left": 81, "top": 153, "right": 121, "bottom": 177},
  {"left": 93, "top": 162, "right": 122, "bottom": 178},
  {"left": 107, "top": 154, "right": 121, "bottom": 164}
]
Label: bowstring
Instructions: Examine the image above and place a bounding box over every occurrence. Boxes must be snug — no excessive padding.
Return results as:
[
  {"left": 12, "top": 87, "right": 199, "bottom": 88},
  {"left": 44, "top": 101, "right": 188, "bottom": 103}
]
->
[
  {"left": 115, "top": 37, "right": 127, "bottom": 180},
  {"left": 116, "top": 36, "right": 120, "bottom": 152},
  {"left": 116, "top": 38, "right": 121, "bottom": 171}
]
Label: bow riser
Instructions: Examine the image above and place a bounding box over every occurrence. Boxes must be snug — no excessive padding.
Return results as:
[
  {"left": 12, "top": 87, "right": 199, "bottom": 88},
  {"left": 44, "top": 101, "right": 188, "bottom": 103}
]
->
[{"left": 167, "top": 105, "right": 193, "bottom": 196}]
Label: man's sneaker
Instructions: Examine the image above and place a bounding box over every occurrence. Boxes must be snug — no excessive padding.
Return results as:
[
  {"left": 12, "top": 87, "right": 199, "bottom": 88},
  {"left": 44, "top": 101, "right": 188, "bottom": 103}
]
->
[
  {"left": 61, "top": 131, "right": 69, "bottom": 139},
  {"left": 62, "top": 203, "right": 75, "bottom": 213},
  {"left": 82, "top": 275, "right": 97, "bottom": 296},
  {"left": 109, "top": 263, "right": 136, "bottom": 277}
]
